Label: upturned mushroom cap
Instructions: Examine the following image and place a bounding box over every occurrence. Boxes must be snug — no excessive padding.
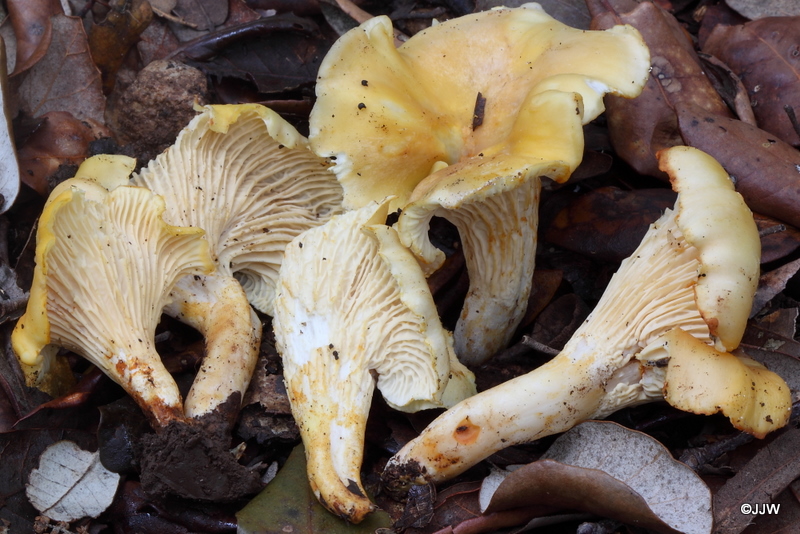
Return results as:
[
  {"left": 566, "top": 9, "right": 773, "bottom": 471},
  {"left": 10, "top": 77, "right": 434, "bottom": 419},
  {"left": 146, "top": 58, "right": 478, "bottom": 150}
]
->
[
  {"left": 131, "top": 104, "right": 343, "bottom": 421},
  {"left": 133, "top": 103, "right": 344, "bottom": 316},
  {"left": 396, "top": 90, "right": 583, "bottom": 365},
  {"left": 309, "top": 3, "right": 649, "bottom": 210},
  {"left": 659, "top": 146, "right": 760, "bottom": 351},
  {"left": 639, "top": 327, "right": 790, "bottom": 439},
  {"left": 12, "top": 177, "right": 214, "bottom": 428},
  {"left": 383, "top": 147, "right": 781, "bottom": 488},
  {"left": 273, "top": 200, "right": 476, "bottom": 522}
]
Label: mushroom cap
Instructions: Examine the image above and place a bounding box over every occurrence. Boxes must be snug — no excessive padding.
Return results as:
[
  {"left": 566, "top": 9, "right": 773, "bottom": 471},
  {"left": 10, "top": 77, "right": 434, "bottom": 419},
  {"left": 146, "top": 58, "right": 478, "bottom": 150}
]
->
[
  {"left": 309, "top": 4, "right": 649, "bottom": 210},
  {"left": 658, "top": 146, "right": 760, "bottom": 351},
  {"left": 48, "top": 153, "right": 263, "bottom": 426},
  {"left": 639, "top": 327, "right": 791, "bottom": 438},
  {"left": 274, "top": 199, "right": 475, "bottom": 521},
  {"left": 396, "top": 90, "right": 584, "bottom": 365},
  {"left": 132, "top": 103, "right": 343, "bottom": 316},
  {"left": 275, "top": 199, "right": 474, "bottom": 414},
  {"left": 12, "top": 177, "right": 213, "bottom": 427}
]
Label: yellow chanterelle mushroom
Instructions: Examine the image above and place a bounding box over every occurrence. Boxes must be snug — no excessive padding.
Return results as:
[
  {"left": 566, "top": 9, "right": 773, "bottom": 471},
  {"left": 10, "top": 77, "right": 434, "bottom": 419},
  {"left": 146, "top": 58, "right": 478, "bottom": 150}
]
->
[{"left": 382, "top": 146, "right": 790, "bottom": 490}]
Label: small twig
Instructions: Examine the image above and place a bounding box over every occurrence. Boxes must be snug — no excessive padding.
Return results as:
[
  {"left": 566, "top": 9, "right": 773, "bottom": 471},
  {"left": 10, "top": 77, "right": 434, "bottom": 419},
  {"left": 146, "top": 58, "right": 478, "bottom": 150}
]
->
[
  {"left": 759, "top": 223, "right": 786, "bottom": 238},
  {"left": 520, "top": 335, "right": 560, "bottom": 357},
  {"left": 152, "top": 5, "right": 200, "bottom": 29},
  {"left": 677, "top": 432, "right": 753, "bottom": 471}
]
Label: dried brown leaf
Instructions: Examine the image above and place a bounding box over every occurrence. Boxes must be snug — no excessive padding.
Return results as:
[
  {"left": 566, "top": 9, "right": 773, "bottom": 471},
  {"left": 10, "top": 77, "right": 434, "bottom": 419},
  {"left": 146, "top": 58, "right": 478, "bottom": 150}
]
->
[
  {"left": 756, "top": 213, "right": 800, "bottom": 264},
  {"left": 754, "top": 308, "right": 797, "bottom": 339},
  {"left": 87, "top": 0, "right": 154, "bottom": 94},
  {"left": 226, "top": 0, "right": 262, "bottom": 26},
  {"left": 742, "top": 487, "right": 800, "bottom": 534},
  {"left": 750, "top": 258, "right": 800, "bottom": 318},
  {"left": 697, "top": 3, "right": 748, "bottom": 49},
  {"left": 178, "top": 14, "right": 333, "bottom": 94},
  {"left": 713, "top": 427, "right": 800, "bottom": 534},
  {"left": 173, "top": 0, "right": 228, "bottom": 31},
  {"left": 405, "top": 482, "right": 486, "bottom": 534},
  {"left": 137, "top": 19, "right": 182, "bottom": 65},
  {"left": 16, "top": 111, "right": 110, "bottom": 196},
  {"left": 740, "top": 311, "right": 800, "bottom": 396},
  {"left": 16, "top": 14, "right": 106, "bottom": 124},
  {"left": 6, "top": 0, "right": 62, "bottom": 75},
  {"left": 676, "top": 103, "right": 800, "bottom": 229},
  {"left": 588, "top": 0, "right": 732, "bottom": 178},
  {"left": 704, "top": 17, "right": 800, "bottom": 146},
  {"left": 543, "top": 186, "right": 676, "bottom": 263},
  {"left": 530, "top": 293, "right": 589, "bottom": 352},
  {"left": 514, "top": 268, "right": 563, "bottom": 334}
]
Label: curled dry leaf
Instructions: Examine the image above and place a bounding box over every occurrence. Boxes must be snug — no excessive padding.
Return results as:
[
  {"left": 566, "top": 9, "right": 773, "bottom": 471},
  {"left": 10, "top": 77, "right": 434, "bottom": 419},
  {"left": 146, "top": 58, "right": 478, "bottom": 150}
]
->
[
  {"left": 703, "top": 17, "right": 800, "bottom": 147},
  {"left": 26, "top": 440, "right": 121, "bottom": 522},
  {"left": 697, "top": 53, "right": 757, "bottom": 126},
  {"left": 16, "top": 14, "right": 106, "bottom": 124},
  {"left": 6, "top": 0, "right": 63, "bottom": 75},
  {"left": 676, "top": 103, "right": 800, "bottom": 229},
  {"left": 587, "top": 0, "right": 732, "bottom": 178},
  {"left": 482, "top": 421, "right": 712, "bottom": 534}
]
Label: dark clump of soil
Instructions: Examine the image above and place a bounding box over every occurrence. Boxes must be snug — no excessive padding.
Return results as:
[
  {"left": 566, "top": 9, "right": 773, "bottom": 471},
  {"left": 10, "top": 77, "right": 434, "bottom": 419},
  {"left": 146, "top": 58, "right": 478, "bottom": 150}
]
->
[{"left": 139, "top": 419, "right": 263, "bottom": 502}]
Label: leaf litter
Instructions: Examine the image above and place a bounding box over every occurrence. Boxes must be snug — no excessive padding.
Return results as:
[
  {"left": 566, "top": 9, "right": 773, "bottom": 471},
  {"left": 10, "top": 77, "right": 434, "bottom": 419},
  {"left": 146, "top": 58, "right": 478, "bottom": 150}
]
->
[{"left": 0, "top": 0, "right": 800, "bottom": 533}]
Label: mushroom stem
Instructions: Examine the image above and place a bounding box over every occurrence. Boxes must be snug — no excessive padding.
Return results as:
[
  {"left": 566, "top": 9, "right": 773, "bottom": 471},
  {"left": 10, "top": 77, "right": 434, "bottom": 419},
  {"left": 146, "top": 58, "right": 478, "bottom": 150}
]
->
[
  {"left": 289, "top": 361, "right": 377, "bottom": 521},
  {"left": 384, "top": 344, "right": 609, "bottom": 490},
  {"left": 168, "top": 273, "right": 261, "bottom": 428},
  {"left": 449, "top": 172, "right": 541, "bottom": 365}
]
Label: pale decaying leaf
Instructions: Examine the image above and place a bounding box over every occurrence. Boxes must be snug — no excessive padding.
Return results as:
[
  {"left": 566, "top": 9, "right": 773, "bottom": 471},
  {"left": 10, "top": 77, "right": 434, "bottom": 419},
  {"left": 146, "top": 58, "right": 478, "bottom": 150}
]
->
[
  {"left": 726, "top": 0, "right": 800, "bottom": 19},
  {"left": 481, "top": 421, "right": 713, "bottom": 534},
  {"left": 16, "top": 14, "right": 105, "bottom": 123},
  {"left": 0, "top": 37, "right": 19, "bottom": 213},
  {"left": 26, "top": 440, "right": 121, "bottom": 522}
]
